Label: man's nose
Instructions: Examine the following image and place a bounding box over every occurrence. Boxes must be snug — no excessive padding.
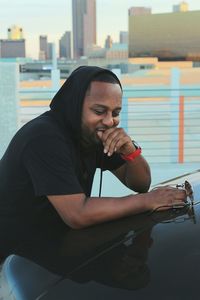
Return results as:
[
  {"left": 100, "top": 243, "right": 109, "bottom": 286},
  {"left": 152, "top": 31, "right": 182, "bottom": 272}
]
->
[
  {"left": 102, "top": 113, "right": 114, "bottom": 127},
  {"left": 102, "top": 114, "right": 114, "bottom": 127}
]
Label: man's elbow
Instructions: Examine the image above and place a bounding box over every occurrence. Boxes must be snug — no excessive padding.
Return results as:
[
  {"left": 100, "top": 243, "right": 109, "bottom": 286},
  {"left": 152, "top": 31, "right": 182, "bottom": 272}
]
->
[
  {"left": 64, "top": 213, "right": 88, "bottom": 230},
  {"left": 130, "top": 178, "right": 151, "bottom": 193},
  {"left": 63, "top": 209, "right": 93, "bottom": 230},
  {"left": 138, "top": 184, "right": 150, "bottom": 193}
]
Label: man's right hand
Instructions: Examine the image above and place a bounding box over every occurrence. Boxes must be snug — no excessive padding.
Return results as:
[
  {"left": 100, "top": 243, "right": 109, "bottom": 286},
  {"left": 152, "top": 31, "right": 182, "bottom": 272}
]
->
[{"left": 142, "top": 186, "right": 187, "bottom": 212}]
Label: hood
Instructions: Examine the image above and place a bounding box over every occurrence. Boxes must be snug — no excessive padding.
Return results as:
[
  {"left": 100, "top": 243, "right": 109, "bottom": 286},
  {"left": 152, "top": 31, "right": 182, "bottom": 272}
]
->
[{"left": 49, "top": 66, "right": 122, "bottom": 143}]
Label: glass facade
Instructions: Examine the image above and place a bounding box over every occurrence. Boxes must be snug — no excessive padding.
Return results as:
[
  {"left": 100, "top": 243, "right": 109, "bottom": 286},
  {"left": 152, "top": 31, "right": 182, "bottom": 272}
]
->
[{"left": 129, "top": 10, "right": 200, "bottom": 61}]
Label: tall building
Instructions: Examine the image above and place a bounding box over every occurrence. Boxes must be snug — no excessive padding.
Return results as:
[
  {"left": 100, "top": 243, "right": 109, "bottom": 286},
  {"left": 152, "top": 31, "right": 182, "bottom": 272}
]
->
[
  {"left": 72, "top": 0, "right": 96, "bottom": 58},
  {"left": 0, "top": 39, "right": 25, "bottom": 58},
  {"left": 39, "top": 35, "right": 48, "bottom": 60},
  {"left": 119, "top": 31, "right": 128, "bottom": 44},
  {"left": 47, "top": 42, "right": 53, "bottom": 60},
  {"left": 0, "top": 24, "right": 25, "bottom": 58},
  {"left": 173, "top": 2, "right": 189, "bottom": 12},
  {"left": 7, "top": 25, "right": 23, "bottom": 40},
  {"left": 59, "top": 31, "right": 72, "bottom": 59},
  {"left": 105, "top": 35, "right": 113, "bottom": 49},
  {"left": 129, "top": 8, "right": 200, "bottom": 61}
]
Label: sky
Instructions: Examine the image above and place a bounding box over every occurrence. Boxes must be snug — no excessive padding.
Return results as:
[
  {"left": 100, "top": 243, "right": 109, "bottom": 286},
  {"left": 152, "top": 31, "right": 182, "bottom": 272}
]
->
[{"left": 0, "top": 0, "right": 200, "bottom": 58}]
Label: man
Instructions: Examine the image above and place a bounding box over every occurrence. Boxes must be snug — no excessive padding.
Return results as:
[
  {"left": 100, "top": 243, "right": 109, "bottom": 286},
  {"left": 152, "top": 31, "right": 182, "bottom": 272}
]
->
[{"left": 0, "top": 66, "right": 186, "bottom": 253}]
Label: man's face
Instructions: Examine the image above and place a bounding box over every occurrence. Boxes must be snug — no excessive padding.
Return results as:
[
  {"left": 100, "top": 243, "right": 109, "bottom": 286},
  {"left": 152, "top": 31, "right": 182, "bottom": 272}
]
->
[{"left": 81, "top": 81, "right": 122, "bottom": 147}]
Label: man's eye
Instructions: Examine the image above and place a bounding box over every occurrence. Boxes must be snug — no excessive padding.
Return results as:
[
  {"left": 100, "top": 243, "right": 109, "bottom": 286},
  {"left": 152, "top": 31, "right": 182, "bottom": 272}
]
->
[
  {"left": 112, "top": 111, "right": 120, "bottom": 117},
  {"left": 94, "top": 110, "right": 104, "bottom": 115}
]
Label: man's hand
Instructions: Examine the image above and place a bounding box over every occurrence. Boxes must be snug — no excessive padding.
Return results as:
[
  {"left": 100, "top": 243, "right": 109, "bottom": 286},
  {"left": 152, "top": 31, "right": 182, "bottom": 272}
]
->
[
  {"left": 48, "top": 186, "right": 187, "bottom": 229},
  {"left": 143, "top": 186, "right": 187, "bottom": 212},
  {"left": 97, "top": 127, "right": 135, "bottom": 157},
  {"left": 97, "top": 127, "right": 151, "bottom": 193}
]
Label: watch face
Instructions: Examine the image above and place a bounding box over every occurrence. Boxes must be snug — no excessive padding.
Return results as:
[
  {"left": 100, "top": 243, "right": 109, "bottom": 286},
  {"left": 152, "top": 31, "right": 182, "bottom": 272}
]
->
[{"left": 132, "top": 140, "right": 140, "bottom": 149}]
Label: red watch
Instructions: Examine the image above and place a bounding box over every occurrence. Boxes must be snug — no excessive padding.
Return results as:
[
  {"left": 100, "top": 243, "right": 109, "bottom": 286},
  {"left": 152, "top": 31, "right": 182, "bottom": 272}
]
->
[{"left": 120, "top": 141, "right": 142, "bottom": 161}]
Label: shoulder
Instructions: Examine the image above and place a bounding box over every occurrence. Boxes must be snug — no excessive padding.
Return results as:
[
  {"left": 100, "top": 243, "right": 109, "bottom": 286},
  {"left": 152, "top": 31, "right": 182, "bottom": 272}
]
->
[
  {"left": 22, "top": 113, "right": 62, "bottom": 137},
  {"left": 11, "top": 113, "right": 75, "bottom": 160},
  {"left": 16, "top": 112, "right": 72, "bottom": 147}
]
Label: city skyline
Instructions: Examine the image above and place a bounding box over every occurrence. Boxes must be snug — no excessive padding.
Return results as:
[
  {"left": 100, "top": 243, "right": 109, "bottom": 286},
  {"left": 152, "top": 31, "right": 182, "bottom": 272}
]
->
[{"left": 1, "top": 0, "right": 200, "bottom": 58}]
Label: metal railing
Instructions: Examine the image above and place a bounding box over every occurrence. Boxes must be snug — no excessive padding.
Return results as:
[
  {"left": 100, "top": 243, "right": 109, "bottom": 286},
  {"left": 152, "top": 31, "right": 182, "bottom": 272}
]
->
[
  {"left": 121, "top": 86, "right": 200, "bottom": 163},
  {"left": 19, "top": 85, "right": 200, "bottom": 164}
]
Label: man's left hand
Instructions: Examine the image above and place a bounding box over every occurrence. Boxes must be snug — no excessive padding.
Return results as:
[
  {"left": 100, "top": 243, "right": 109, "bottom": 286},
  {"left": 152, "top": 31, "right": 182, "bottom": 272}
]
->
[{"left": 97, "top": 128, "right": 136, "bottom": 157}]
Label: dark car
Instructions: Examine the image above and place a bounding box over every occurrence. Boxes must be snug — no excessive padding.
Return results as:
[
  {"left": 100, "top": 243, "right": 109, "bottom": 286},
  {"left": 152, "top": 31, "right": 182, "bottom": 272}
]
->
[{"left": 0, "top": 170, "right": 200, "bottom": 300}]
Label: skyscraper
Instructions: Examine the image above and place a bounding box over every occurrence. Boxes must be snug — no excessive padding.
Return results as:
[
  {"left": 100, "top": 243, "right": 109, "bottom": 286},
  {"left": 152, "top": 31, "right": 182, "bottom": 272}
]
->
[
  {"left": 119, "top": 31, "right": 128, "bottom": 44},
  {"left": 39, "top": 35, "right": 48, "bottom": 60},
  {"left": 105, "top": 35, "right": 113, "bottom": 49},
  {"left": 59, "top": 31, "right": 72, "bottom": 59},
  {"left": 47, "top": 42, "right": 53, "bottom": 60},
  {"left": 72, "top": 0, "right": 96, "bottom": 58},
  {"left": 0, "top": 25, "right": 25, "bottom": 58},
  {"left": 129, "top": 7, "right": 200, "bottom": 61}
]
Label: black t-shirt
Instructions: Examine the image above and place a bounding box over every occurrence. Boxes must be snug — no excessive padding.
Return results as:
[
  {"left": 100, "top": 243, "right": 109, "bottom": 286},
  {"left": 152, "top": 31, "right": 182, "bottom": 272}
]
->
[{"left": 0, "top": 112, "right": 125, "bottom": 254}]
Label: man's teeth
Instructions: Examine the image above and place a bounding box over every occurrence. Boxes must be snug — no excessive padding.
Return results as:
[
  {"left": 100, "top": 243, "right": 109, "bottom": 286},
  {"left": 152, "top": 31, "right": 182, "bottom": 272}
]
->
[{"left": 97, "top": 129, "right": 105, "bottom": 132}]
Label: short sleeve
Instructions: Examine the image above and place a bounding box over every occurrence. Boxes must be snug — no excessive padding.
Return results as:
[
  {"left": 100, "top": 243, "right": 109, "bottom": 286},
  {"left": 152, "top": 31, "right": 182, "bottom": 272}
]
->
[{"left": 22, "top": 135, "right": 83, "bottom": 196}]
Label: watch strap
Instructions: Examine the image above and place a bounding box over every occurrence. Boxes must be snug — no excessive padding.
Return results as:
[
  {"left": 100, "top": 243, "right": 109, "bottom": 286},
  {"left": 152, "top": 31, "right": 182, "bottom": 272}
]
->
[{"left": 120, "top": 141, "right": 142, "bottom": 161}]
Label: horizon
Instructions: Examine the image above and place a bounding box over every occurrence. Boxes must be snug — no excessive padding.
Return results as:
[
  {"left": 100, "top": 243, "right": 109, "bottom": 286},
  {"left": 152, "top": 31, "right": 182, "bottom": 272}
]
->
[{"left": 0, "top": 0, "right": 200, "bottom": 58}]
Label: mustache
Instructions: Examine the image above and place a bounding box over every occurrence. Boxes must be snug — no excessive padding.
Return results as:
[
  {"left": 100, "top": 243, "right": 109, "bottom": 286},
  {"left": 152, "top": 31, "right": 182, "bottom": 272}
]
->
[{"left": 96, "top": 125, "right": 115, "bottom": 132}]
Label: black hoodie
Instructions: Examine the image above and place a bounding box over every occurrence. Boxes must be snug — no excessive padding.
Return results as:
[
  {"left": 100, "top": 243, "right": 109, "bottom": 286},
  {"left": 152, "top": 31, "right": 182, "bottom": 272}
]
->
[
  {"left": 48, "top": 65, "right": 124, "bottom": 196},
  {"left": 0, "top": 66, "right": 125, "bottom": 253},
  {"left": 50, "top": 65, "right": 122, "bottom": 142}
]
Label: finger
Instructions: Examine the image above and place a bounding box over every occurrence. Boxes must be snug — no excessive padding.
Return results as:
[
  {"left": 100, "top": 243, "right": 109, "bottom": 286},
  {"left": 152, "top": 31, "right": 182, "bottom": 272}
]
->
[
  {"left": 174, "top": 189, "right": 187, "bottom": 200},
  {"left": 103, "top": 129, "right": 125, "bottom": 156},
  {"left": 171, "top": 201, "right": 187, "bottom": 208},
  {"left": 107, "top": 133, "right": 130, "bottom": 156},
  {"left": 101, "top": 128, "right": 117, "bottom": 143},
  {"left": 104, "top": 131, "right": 121, "bottom": 155}
]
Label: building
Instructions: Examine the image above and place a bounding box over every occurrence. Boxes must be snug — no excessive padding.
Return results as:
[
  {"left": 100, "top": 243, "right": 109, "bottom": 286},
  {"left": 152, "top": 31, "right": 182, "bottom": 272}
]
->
[
  {"left": 72, "top": 0, "right": 96, "bottom": 58},
  {"left": 39, "top": 35, "right": 48, "bottom": 60},
  {"left": 39, "top": 35, "right": 53, "bottom": 60},
  {"left": 47, "top": 42, "right": 53, "bottom": 60},
  {"left": 105, "top": 43, "right": 128, "bottom": 60},
  {"left": 129, "top": 7, "right": 151, "bottom": 16},
  {"left": 129, "top": 8, "right": 200, "bottom": 61},
  {"left": 119, "top": 31, "right": 128, "bottom": 44},
  {"left": 0, "top": 25, "right": 25, "bottom": 58},
  {"left": 0, "top": 39, "right": 25, "bottom": 58},
  {"left": 0, "top": 63, "right": 19, "bottom": 158},
  {"left": 7, "top": 25, "right": 23, "bottom": 40},
  {"left": 173, "top": 2, "right": 189, "bottom": 12},
  {"left": 59, "top": 31, "right": 72, "bottom": 59},
  {"left": 105, "top": 35, "right": 113, "bottom": 49}
]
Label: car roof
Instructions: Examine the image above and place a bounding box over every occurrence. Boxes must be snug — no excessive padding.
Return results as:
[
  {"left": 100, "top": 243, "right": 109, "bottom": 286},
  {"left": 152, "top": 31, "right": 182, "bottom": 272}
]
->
[{"left": 1, "top": 170, "right": 200, "bottom": 300}]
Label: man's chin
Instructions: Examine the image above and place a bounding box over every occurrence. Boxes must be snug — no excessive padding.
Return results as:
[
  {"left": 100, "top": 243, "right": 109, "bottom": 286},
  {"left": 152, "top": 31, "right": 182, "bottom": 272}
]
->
[
  {"left": 91, "top": 133, "right": 102, "bottom": 146},
  {"left": 82, "top": 134, "right": 101, "bottom": 148}
]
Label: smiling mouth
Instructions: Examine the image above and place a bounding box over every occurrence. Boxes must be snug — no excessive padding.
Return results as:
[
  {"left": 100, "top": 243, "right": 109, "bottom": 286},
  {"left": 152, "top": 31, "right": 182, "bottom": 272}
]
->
[{"left": 96, "top": 128, "right": 107, "bottom": 132}]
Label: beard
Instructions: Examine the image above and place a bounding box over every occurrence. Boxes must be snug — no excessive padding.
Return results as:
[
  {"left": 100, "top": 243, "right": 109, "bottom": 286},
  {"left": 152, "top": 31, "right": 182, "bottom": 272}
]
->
[{"left": 81, "top": 124, "right": 102, "bottom": 149}]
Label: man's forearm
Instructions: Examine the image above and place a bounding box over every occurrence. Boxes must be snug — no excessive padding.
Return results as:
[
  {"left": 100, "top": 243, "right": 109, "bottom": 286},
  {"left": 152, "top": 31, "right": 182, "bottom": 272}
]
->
[
  {"left": 71, "top": 193, "right": 149, "bottom": 229},
  {"left": 48, "top": 185, "right": 187, "bottom": 230},
  {"left": 124, "top": 155, "right": 151, "bottom": 193}
]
